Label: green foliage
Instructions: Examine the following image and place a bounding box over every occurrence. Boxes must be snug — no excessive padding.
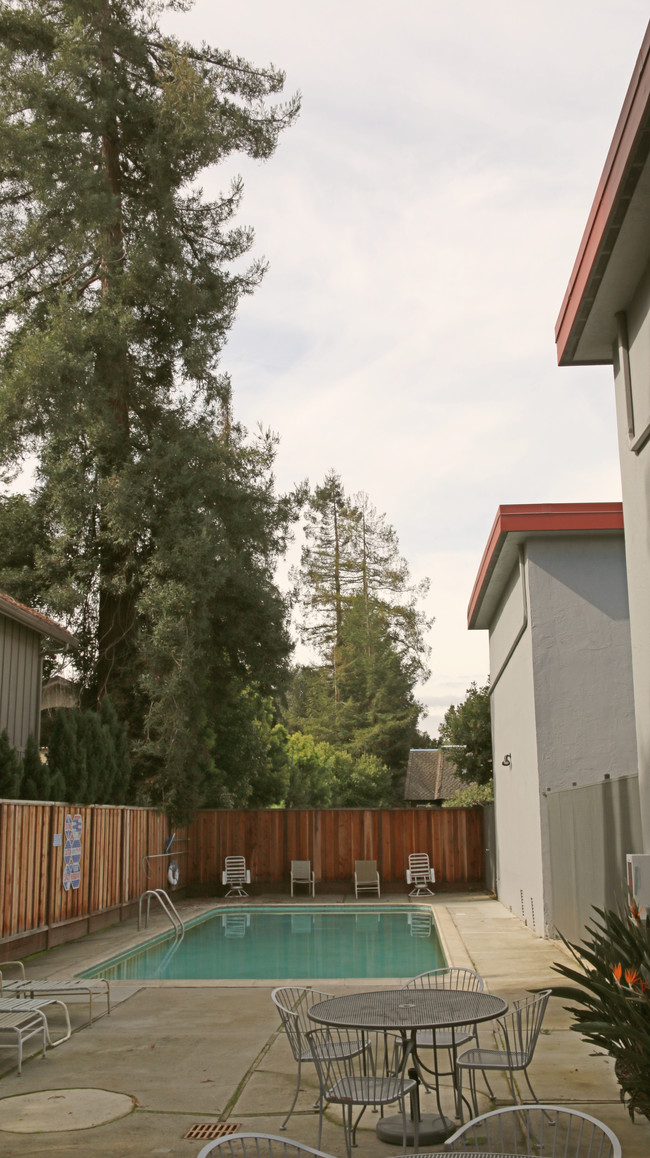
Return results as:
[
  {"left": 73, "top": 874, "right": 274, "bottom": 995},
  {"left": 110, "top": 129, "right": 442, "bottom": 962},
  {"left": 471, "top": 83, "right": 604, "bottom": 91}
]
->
[
  {"left": 0, "top": 0, "right": 300, "bottom": 818},
  {"left": 283, "top": 731, "right": 392, "bottom": 809},
  {"left": 0, "top": 729, "right": 21, "bottom": 797},
  {"left": 45, "top": 703, "right": 131, "bottom": 805},
  {"left": 443, "top": 781, "right": 493, "bottom": 808},
  {"left": 438, "top": 681, "right": 492, "bottom": 784},
  {"left": 20, "top": 733, "right": 50, "bottom": 800},
  {"left": 288, "top": 473, "right": 432, "bottom": 799},
  {"left": 551, "top": 904, "right": 650, "bottom": 1120}
]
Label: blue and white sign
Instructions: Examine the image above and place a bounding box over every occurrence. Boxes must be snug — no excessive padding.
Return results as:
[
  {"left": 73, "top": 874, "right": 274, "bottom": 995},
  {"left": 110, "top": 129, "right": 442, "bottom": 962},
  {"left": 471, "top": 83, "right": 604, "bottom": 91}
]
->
[{"left": 63, "top": 812, "right": 83, "bottom": 891}]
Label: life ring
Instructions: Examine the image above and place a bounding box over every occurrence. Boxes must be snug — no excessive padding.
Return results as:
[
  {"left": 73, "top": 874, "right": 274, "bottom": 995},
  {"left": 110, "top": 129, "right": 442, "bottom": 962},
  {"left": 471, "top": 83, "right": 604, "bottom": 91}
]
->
[{"left": 167, "top": 859, "right": 179, "bottom": 888}]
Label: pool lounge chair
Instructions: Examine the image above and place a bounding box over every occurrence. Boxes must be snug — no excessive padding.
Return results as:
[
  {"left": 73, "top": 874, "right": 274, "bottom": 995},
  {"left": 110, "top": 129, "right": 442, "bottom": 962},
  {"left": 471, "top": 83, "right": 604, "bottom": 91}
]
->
[
  {"left": 222, "top": 856, "right": 251, "bottom": 898},
  {"left": 354, "top": 859, "right": 380, "bottom": 898},
  {"left": 0, "top": 1007, "right": 47, "bottom": 1075},
  {"left": 0, "top": 960, "right": 110, "bottom": 1025},
  {"left": 0, "top": 995, "right": 72, "bottom": 1048},
  {"left": 290, "top": 860, "right": 315, "bottom": 896},
  {"left": 406, "top": 851, "right": 435, "bottom": 896}
]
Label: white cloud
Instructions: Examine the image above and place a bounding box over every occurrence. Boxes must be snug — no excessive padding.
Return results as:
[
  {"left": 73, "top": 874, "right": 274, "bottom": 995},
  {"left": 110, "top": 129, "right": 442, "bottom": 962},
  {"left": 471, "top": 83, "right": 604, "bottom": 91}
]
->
[{"left": 164, "top": 1, "right": 645, "bottom": 731}]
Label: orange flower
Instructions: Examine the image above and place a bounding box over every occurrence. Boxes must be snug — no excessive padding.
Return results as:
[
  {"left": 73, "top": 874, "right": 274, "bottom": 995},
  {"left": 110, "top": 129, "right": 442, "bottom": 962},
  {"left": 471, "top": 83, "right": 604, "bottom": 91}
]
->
[
  {"left": 638, "top": 979, "right": 648, "bottom": 994},
  {"left": 630, "top": 901, "right": 644, "bottom": 921},
  {"left": 613, "top": 963, "right": 623, "bottom": 981},
  {"left": 624, "top": 967, "right": 640, "bottom": 986}
]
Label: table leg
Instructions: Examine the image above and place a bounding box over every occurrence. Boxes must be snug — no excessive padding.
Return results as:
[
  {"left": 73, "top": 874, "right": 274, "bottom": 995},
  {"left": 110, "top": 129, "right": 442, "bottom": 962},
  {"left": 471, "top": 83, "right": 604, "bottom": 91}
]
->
[{"left": 375, "top": 1032, "right": 455, "bottom": 1145}]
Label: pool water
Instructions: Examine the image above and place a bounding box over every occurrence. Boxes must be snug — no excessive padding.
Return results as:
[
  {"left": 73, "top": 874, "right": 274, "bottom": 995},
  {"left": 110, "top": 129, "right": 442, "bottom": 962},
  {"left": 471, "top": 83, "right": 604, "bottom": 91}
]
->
[{"left": 82, "top": 905, "right": 445, "bottom": 981}]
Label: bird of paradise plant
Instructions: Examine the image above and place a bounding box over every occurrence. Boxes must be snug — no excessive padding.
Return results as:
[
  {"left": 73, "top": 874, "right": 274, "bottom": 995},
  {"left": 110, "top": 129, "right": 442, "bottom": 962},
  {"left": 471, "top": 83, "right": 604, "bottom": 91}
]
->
[{"left": 551, "top": 901, "right": 650, "bottom": 1121}]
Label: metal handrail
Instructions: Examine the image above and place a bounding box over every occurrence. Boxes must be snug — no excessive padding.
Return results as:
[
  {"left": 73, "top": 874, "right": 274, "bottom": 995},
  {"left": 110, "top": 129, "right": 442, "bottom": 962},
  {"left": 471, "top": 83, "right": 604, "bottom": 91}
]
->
[{"left": 138, "top": 889, "right": 185, "bottom": 940}]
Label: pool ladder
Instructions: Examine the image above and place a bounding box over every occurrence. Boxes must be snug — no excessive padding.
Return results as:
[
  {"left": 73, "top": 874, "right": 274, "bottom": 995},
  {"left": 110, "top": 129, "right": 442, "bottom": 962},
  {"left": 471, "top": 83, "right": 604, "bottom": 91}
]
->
[{"left": 138, "top": 889, "right": 185, "bottom": 941}]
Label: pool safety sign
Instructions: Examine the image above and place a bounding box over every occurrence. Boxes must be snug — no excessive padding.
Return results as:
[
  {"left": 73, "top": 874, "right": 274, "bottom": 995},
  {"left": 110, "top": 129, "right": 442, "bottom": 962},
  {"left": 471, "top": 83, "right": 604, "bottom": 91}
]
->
[{"left": 63, "top": 813, "right": 83, "bottom": 891}]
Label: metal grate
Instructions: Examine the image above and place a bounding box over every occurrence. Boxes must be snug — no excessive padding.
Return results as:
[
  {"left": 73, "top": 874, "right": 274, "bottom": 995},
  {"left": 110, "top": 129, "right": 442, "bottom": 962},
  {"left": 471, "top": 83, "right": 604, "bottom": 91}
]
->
[{"left": 185, "top": 1122, "right": 242, "bottom": 1141}]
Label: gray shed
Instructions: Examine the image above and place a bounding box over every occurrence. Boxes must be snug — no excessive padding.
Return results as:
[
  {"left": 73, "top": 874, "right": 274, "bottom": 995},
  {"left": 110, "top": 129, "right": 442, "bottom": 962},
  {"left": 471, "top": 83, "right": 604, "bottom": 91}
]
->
[{"left": 0, "top": 591, "right": 76, "bottom": 752}]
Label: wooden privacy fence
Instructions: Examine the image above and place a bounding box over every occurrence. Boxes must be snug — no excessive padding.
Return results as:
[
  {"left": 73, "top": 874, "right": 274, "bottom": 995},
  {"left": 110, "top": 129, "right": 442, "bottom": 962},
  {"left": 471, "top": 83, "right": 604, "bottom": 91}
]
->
[{"left": 1, "top": 801, "right": 484, "bottom": 958}]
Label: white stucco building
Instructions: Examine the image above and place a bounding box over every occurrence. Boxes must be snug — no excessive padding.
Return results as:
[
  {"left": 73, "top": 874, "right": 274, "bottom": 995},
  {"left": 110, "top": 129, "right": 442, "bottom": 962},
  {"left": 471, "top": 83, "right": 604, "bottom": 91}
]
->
[
  {"left": 468, "top": 503, "right": 639, "bottom": 939},
  {"left": 556, "top": 22, "right": 650, "bottom": 853}
]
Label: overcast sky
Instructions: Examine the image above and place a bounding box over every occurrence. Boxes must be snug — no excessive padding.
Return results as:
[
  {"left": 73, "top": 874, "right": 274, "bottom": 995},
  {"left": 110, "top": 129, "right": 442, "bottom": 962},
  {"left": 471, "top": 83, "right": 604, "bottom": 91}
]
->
[{"left": 162, "top": 2, "right": 650, "bottom": 733}]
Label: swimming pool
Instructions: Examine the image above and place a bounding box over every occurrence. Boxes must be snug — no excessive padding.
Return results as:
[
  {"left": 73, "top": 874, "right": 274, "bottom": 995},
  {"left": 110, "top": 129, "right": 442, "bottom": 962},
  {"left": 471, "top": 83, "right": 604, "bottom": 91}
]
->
[{"left": 81, "top": 905, "right": 445, "bottom": 981}]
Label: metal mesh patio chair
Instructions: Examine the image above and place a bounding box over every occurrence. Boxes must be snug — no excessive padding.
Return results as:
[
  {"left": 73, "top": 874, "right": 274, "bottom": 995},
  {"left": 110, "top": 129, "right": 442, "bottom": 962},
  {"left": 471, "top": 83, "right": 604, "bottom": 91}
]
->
[
  {"left": 456, "top": 990, "right": 551, "bottom": 1118},
  {"left": 271, "top": 987, "right": 366, "bottom": 1131},
  {"left": 354, "top": 860, "right": 380, "bottom": 898},
  {"left": 306, "top": 1025, "right": 416, "bottom": 1158},
  {"left": 196, "top": 1133, "right": 337, "bottom": 1158},
  {"left": 290, "top": 860, "right": 315, "bottom": 896},
  {"left": 443, "top": 1104, "right": 621, "bottom": 1156},
  {"left": 0, "top": 959, "right": 110, "bottom": 1024},
  {"left": 400, "top": 967, "right": 485, "bottom": 1096},
  {"left": 406, "top": 852, "right": 435, "bottom": 896}
]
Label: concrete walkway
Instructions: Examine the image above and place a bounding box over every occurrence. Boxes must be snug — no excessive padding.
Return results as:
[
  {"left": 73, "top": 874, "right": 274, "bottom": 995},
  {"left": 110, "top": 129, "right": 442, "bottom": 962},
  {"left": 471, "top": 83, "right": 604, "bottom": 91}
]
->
[{"left": 0, "top": 892, "right": 649, "bottom": 1157}]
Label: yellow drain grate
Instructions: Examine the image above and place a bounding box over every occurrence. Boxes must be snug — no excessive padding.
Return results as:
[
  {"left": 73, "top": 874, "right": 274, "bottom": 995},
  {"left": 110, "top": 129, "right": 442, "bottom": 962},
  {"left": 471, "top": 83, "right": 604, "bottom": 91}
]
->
[{"left": 185, "top": 1122, "right": 242, "bottom": 1141}]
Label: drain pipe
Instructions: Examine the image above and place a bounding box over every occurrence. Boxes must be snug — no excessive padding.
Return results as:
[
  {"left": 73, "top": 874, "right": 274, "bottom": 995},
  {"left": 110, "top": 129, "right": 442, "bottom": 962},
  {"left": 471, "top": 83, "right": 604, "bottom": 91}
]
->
[{"left": 489, "top": 545, "right": 528, "bottom": 697}]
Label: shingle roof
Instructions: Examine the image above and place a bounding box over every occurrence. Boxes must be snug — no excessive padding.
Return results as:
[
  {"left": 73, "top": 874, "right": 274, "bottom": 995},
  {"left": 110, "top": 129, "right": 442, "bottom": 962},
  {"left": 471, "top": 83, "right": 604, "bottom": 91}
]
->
[{"left": 404, "top": 748, "right": 466, "bottom": 803}]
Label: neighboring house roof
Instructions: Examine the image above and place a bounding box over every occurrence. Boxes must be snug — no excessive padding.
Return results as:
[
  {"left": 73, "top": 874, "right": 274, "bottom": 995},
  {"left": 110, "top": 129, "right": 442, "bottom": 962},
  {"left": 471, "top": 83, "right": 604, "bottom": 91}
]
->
[
  {"left": 555, "top": 21, "right": 650, "bottom": 365},
  {"left": 404, "top": 748, "right": 466, "bottom": 803},
  {"left": 41, "top": 676, "right": 79, "bottom": 711},
  {"left": 467, "top": 502, "right": 624, "bottom": 630},
  {"left": 0, "top": 590, "right": 76, "bottom": 647}
]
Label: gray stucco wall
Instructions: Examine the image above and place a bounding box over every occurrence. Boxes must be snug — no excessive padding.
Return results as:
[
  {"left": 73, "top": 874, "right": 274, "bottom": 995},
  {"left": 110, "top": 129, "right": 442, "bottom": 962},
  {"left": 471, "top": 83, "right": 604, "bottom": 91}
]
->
[
  {"left": 614, "top": 261, "right": 650, "bottom": 850},
  {"left": 489, "top": 556, "right": 546, "bottom": 933},
  {"left": 488, "top": 534, "right": 637, "bottom": 937}
]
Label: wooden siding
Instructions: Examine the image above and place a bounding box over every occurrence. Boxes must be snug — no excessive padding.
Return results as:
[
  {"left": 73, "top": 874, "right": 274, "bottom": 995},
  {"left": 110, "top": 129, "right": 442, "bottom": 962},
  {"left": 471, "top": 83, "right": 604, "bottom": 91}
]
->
[
  {"left": 1, "top": 802, "right": 484, "bottom": 955},
  {"left": 0, "top": 617, "right": 42, "bottom": 751}
]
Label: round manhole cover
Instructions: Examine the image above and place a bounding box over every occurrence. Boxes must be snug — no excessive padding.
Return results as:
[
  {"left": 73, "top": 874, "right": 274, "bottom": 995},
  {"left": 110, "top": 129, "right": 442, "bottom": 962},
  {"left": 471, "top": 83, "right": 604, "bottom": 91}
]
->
[{"left": 0, "top": 1088, "right": 135, "bottom": 1133}]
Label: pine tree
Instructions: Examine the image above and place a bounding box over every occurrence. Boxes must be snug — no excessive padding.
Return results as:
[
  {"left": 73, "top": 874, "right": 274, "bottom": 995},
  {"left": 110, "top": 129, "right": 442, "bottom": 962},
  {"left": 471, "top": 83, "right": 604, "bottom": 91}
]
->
[
  {"left": 0, "top": 2, "right": 300, "bottom": 818},
  {"left": 20, "top": 733, "right": 50, "bottom": 800},
  {"left": 0, "top": 729, "right": 21, "bottom": 797}
]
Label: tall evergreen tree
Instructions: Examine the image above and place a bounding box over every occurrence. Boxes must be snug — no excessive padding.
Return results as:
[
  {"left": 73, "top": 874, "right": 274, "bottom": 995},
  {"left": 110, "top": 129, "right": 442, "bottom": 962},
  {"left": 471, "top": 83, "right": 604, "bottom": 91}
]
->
[
  {"left": 0, "top": 2, "right": 300, "bottom": 818},
  {"left": 20, "top": 732, "right": 50, "bottom": 800},
  {"left": 0, "top": 729, "right": 21, "bottom": 797}
]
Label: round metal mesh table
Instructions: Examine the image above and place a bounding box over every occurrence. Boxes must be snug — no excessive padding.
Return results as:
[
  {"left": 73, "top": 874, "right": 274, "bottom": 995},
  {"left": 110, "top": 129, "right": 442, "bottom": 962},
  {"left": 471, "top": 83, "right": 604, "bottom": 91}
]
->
[{"left": 309, "top": 988, "right": 508, "bottom": 1145}]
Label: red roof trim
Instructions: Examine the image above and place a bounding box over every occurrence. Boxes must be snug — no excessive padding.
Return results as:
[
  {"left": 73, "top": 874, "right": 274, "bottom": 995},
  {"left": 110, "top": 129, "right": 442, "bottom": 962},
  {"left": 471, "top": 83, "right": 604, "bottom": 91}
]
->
[
  {"left": 555, "top": 22, "right": 650, "bottom": 364},
  {"left": 468, "top": 503, "right": 624, "bottom": 627}
]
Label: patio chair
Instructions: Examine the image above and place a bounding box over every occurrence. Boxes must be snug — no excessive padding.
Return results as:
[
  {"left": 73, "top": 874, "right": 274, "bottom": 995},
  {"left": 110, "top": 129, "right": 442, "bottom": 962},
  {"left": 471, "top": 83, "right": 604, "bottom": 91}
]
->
[
  {"left": 222, "top": 856, "right": 251, "bottom": 898},
  {"left": 354, "top": 859, "right": 380, "bottom": 898},
  {"left": 0, "top": 1007, "right": 47, "bottom": 1075},
  {"left": 290, "top": 860, "right": 315, "bottom": 897},
  {"left": 271, "top": 986, "right": 365, "bottom": 1131},
  {"left": 307, "top": 1025, "right": 417, "bottom": 1158},
  {"left": 197, "top": 1133, "right": 338, "bottom": 1158},
  {"left": 444, "top": 1105, "right": 621, "bottom": 1157},
  {"left": 406, "top": 852, "right": 435, "bottom": 897},
  {"left": 456, "top": 989, "right": 551, "bottom": 1118},
  {"left": 0, "top": 959, "right": 110, "bottom": 1024}
]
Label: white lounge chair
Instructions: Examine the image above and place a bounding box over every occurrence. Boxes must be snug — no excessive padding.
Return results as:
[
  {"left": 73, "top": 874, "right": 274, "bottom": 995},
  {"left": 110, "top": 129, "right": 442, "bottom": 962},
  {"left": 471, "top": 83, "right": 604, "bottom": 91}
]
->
[
  {"left": 0, "top": 1007, "right": 47, "bottom": 1074},
  {"left": 354, "top": 859, "right": 380, "bottom": 898},
  {"left": 0, "top": 995, "right": 71, "bottom": 1048},
  {"left": 222, "top": 855, "right": 251, "bottom": 898},
  {"left": 290, "top": 860, "right": 315, "bottom": 896},
  {"left": 0, "top": 960, "right": 110, "bottom": 1025},
  {"left": 406, "top": 851, "right": 435, "bottom": 896}
]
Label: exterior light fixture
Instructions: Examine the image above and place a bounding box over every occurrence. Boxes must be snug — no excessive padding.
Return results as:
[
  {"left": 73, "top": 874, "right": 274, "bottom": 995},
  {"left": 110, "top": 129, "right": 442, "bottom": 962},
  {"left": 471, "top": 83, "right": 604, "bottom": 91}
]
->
[{"left": 502, "top": 754, "right": 512, "bottom": 767}]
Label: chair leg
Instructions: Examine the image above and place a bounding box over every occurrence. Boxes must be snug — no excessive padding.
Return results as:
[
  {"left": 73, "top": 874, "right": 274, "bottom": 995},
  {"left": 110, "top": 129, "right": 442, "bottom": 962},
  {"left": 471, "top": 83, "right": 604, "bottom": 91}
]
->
[
  {"left": 480, "top": 1068, "right": 496, "bottom": 1100},
  {"left": 522, "top": 1065, "right": 541, "bottom": 1105},
  {"left": 280, "top": 1056, "right": 302, "bottom": 1129}
]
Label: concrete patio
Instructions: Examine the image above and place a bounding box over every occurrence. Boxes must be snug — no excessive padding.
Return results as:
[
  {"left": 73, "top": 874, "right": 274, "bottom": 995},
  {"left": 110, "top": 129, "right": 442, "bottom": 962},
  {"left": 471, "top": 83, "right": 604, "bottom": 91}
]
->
[{"left": 0, "top": 892, "right": 649, "bottom": 1157}]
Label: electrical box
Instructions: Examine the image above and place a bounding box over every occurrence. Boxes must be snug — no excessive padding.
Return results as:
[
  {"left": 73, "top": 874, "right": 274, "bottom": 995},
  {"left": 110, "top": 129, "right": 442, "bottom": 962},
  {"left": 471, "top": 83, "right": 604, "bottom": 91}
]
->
[{"left": 626, "top": 853, "right": 650, "bottom": 911}]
